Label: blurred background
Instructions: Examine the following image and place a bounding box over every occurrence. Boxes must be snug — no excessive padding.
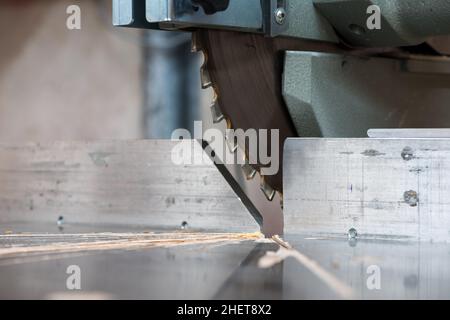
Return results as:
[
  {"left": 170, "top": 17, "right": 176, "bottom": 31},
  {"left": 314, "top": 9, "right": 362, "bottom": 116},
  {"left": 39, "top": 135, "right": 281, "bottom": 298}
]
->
[{"left": 0, "top": 0, "right": 209, "bottom": 141}]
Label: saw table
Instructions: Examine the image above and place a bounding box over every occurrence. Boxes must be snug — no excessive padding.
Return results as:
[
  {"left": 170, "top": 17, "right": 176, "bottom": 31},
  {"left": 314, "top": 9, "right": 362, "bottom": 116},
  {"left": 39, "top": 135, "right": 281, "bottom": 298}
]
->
[
  {"left": 2, "top": 139, "right": 450, "bottom": 299},
  {"left": 4, "top": 0, "right": 450, "bottom": 300}
]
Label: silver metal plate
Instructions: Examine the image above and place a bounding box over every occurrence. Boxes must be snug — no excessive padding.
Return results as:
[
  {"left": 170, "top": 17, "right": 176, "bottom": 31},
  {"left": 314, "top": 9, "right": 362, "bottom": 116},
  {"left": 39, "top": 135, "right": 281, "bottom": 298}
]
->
[
  {"left": 284, "top": 138, "right": 450, "bottom": 242},
  {"left": 0, "top": 140, "right": 258, "bottom": 233},
  {"left": 3, "top": 230, "right": 450, "bottom": 299}
]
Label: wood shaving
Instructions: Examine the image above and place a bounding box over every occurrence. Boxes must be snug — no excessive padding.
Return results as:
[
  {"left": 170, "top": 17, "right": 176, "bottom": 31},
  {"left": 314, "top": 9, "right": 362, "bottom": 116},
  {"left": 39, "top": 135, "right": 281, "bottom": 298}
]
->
[{"left": 0, "top": 232, "right": 262, "bottom": 259}]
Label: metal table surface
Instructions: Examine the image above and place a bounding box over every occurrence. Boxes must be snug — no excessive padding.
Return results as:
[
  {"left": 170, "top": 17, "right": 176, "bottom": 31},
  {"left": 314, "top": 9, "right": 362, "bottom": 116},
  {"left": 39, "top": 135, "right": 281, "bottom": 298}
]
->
[
  {"left": 1, "top": 139, "right": 450, "bottom": 299},
  {"left": 2, "top": 223, "right": 450, "bottom": 300}
]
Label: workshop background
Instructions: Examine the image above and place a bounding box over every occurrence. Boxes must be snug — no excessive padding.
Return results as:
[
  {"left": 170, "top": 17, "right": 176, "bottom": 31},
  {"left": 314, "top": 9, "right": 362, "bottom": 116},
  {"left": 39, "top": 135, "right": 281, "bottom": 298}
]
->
[{"left": 0, "top": 0, "right": 207, "bottom": 141}]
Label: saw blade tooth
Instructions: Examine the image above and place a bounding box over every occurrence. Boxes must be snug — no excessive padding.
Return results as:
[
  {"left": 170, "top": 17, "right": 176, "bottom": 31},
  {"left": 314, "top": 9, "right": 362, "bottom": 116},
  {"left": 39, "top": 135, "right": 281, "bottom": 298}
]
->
[
  {"left": 191, "top": 32, "right": 202, "bottom": 52},
  {"left": 210, "top": 99, "right": 224, "bottom": 124},
  {"left": 200, "top": 65, "right": 213, "bottom": 89},
  {"left": 260, "top": 178, "right": 276, "bottom": 201},
  {"left": 242, "top": 162, "right": 257, "bottom": 180},
  {"left": 226, "top": 138, "right": 238, "bottom": 153},
  {"left": 225, "top": 131, "right": 238, "bottom": 153}
]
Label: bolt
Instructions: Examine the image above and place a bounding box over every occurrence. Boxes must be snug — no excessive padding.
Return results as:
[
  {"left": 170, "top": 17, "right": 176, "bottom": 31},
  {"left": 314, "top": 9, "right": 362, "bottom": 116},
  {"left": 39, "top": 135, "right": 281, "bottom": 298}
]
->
[
  {"left": 401, "top": 147, "right": 414, "bottom": 161},
  {"left": 57, "top": 216, "right": 64, "bottom": 231},
  {"left": 275, "top": 8, "right": 286, "bottom": 25},
  {"left": 348, "top": 227, "right": 358, "bottom": 239},
  {"left": 404, "top": 190, "right": 419, "bottom": 207}
]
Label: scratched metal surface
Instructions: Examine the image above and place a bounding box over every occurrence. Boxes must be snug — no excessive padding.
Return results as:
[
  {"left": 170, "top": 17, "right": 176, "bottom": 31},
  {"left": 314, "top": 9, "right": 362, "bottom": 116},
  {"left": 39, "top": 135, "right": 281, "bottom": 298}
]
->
[
  {"left": 0, "top": 224, "right": 275, "bottom": 300},
  {"left": 3, "top": 139, "right": 450, "bottom": 299},
  {"left": 0, "top": 140, "right": 258, "bottom": 233},
  {"left": 284, "top": 138, "right": 450, "bottom": 242},
  {"left": 1, "top": 228, "right": 450, "bottom": 299}
]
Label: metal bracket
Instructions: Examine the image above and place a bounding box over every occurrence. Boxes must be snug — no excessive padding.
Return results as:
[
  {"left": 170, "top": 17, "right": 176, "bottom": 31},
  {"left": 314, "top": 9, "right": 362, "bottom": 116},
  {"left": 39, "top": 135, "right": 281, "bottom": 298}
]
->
[
  {"left": 114, "top": 0, "right": 263, "bottom": 32},
  {"left": 261, "top": 0, "right": 288, "bottom": 37},
  {"left": 114, "top": 0, "right": 288, "bottom": 37},
  {"left": 113, "top": 0, "right": 338, "bottom": 42},
  {"left": 113, "top": 0, "right": 157, "bottom": 28}
]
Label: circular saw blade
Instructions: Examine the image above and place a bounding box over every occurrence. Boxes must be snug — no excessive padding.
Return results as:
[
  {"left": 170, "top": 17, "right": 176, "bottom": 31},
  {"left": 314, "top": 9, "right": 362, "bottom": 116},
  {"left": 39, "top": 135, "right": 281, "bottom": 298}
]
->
[
  {"left": 199, "top": 30, "right": 296, "bottom": 194},
  {"left": 197, "top": 30, "right": 342, "bottom": 196}
]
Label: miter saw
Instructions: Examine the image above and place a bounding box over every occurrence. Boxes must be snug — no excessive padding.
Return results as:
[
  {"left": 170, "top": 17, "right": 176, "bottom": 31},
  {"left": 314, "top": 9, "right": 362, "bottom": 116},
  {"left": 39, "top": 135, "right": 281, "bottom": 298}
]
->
[
  {"left": 113, "top": 0, "right": 450, "bottom": 213},
  {"left": 4, "top": 1, "right": 450, "bottom": 301}
]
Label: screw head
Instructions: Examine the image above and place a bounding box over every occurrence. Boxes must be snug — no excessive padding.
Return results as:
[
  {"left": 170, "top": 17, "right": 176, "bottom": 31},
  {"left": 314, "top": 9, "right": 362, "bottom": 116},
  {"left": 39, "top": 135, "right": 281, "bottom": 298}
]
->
[
  {"left": 348, "top": 227, "right": 358, "bottom": 239},
  {"left": 181, "top": 221, "right": 189, "bottom": 230},
  {"left": 404, "top": 190, "right": 419, "bottom": 207},
  {"left": 275, "top": 8, "right": 286, "bottom": 25},
  {"left": 401, "top": 147, "right": 414, "bottom": 161}
]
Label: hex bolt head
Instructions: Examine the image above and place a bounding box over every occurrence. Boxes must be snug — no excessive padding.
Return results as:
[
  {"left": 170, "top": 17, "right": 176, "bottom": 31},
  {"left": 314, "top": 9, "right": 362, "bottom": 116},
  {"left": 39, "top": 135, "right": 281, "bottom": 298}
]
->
[
  {"left": 401, "top": 147, "right": 414, "bottom": 161},
  {"left": 404, "top": 190, "right": 419, "bottom": 207},
  {"left": 348, "top": 227, "right": 358, "bottom": 239},
  {"left": 275, "top": 8, "right": 286, "bottom": 25}
]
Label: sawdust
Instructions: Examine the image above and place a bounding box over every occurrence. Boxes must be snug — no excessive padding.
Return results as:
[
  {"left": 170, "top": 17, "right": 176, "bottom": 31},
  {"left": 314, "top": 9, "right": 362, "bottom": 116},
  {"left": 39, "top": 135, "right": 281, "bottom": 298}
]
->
[{"left": 0, "top": 232, "right": 262, "bottom": 259}]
